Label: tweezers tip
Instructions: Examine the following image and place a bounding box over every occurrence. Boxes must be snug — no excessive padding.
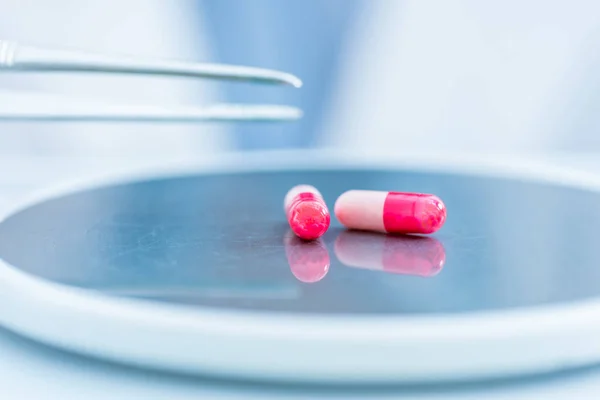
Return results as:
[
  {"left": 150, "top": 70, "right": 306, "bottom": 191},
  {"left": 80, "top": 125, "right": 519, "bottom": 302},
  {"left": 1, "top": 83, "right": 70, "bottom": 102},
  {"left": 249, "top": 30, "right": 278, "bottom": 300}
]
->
[
  {"left": 291, "top": 78, "right": 303, "bottom": 88},
  {"left": 280, "top": 73, "right": 302, "bottom": 88}
]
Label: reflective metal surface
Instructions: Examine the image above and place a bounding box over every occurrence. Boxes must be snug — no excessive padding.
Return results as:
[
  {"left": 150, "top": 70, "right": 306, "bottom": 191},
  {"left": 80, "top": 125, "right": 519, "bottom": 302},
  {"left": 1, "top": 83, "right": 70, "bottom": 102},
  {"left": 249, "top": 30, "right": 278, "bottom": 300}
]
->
[{"left": 1, "top": 169, "right": 599, "bottom": 315}]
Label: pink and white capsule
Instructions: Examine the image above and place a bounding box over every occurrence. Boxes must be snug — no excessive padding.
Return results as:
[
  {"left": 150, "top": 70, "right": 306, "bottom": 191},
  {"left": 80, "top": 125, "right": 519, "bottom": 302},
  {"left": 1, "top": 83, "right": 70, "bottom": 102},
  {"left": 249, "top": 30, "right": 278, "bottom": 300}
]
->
[{"left": 334, "top": 190, "right": 446, "bottom": 234}]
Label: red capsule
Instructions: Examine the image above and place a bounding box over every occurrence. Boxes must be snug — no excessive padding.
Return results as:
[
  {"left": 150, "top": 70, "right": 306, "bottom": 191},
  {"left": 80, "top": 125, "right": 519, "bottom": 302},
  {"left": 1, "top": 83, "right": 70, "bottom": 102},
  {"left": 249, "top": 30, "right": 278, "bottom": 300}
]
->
[
  {"left": 334, "top": 231, "right": 445, "bottom": 277},
  {"left": 284, "top": 185, "right": 330, "bottom": 240},
  {"left": 334, "top": 190, "right": 446, "bottom": 234}
]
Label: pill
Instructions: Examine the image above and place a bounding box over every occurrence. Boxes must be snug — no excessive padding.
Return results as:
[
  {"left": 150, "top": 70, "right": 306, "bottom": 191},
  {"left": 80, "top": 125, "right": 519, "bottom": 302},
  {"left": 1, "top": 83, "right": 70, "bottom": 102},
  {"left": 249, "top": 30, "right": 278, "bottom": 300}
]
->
[
  {"left": 284, "top": 230, "right": 330, "bottom": 283},
  {"left": 334, "top": 231, "right": 445, "bottom": 277},
  {"left": 284, "top": 184, "right": 330, "bottom": 240},
  {"left": 334, "top": 190, "right": 446, "bottom": 234}
]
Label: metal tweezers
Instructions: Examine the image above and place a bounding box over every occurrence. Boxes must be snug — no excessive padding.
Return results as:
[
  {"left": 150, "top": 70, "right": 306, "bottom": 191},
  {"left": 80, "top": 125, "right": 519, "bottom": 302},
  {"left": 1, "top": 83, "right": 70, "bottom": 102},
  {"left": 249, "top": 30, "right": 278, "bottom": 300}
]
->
[{"left": 0, "top": 40, "right": 302, "bottom": 122}]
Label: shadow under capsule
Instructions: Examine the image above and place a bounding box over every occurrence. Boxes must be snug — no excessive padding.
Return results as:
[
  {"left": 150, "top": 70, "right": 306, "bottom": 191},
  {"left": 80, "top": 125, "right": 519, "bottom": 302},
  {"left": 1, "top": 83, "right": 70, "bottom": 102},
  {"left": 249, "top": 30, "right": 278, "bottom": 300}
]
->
[
  {"left": 283, "top": 230, "right": 330, "bottom": 283},
  {"left": 334, "top": 231, "right": 446, "bottom": 277}
]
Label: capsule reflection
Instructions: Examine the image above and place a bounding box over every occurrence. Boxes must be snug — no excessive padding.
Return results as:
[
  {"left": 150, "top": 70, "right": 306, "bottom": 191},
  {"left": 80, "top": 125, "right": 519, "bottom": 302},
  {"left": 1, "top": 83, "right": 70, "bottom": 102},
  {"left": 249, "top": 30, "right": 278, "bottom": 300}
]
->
[
  {"left": 284, "top": 230, "right": 330, "bottom": 283},
  {"left": 334, "top": 231, "right": 445, "bottom": 277}
]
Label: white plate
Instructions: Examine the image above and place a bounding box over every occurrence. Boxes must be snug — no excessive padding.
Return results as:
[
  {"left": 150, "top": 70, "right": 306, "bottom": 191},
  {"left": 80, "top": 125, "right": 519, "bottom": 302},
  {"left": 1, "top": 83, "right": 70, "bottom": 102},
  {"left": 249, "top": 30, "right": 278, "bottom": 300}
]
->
[{"left": 1, "top": 151, "right": 600, "bottom": 384}]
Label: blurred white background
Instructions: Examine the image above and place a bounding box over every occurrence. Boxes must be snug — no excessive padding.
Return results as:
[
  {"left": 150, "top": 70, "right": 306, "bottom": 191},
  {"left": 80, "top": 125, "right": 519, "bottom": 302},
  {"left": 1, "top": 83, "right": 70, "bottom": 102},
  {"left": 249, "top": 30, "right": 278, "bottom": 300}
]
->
[
  {"left": 322, "top": 0, "right": 600, "bottom": 153},
  {"left": 1, "top": 0, "right": 599, "bottom": 158}
]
